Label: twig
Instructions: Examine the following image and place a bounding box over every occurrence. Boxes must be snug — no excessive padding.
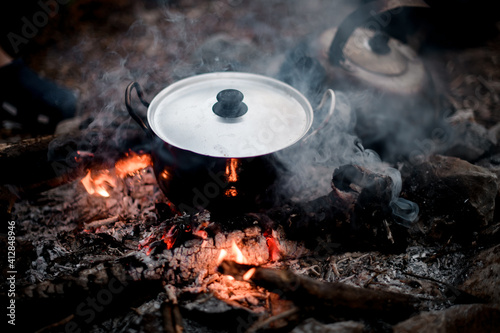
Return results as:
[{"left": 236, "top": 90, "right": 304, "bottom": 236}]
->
[
  {"left": 162, "top": 285, "right": 183, "bottom": 333},
  {"left": 363, "top": 269, "right": 387, "bottom": 288},
  {"left": 383, "top": 220, "right": 394, "bottom": 244},
  {"left": 35, "top": 314, "right": 75, "bottom": 333},
  {"left": 330, "top": 260, "right": 340, "bottom": 277},
  {"left": 84, "top": 215, "right": 120, "bottom": 229},
  {"left": 245, "top": 307, "right": 299, "bottom": 333},
  {"left": 402, "top": 271, "right": 485, "bottom": 304}
]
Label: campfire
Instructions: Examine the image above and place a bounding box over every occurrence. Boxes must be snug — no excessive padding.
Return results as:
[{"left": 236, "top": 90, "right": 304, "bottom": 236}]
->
[{"left": 1, "top": 1, "right": 500, "bottom": 332}]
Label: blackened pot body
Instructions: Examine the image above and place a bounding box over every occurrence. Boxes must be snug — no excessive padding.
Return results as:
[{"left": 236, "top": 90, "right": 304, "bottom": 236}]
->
[{"left": 151, "top": 138, "right": 280, "bottom": 216}]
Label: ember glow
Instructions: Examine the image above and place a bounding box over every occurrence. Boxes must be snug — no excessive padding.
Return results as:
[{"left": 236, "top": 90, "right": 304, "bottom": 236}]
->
[
  {"left": 81, "top": 170, "right": 116, "bottom": 197},
  {"left": 264, "top": 229, "right": 281, "bottom": 262},
  {"left": 74, "top": 150, "right": 94, "bottom": 163},
  {"left": 160, "top": 169, "right": 170, "bottom": 180},
  {"left": 225, "top": 187, "right": 238, "bottom": 197},
  {"left": 163, "top": 225, "right": 178, "bottom": 250},
  {"left": 115, "top": 151, "right": 153, "bottom": 178}
]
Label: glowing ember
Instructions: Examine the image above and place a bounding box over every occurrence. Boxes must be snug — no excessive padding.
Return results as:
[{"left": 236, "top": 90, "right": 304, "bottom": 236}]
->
[
  {"left": 74, "top": 150, "right": 94, "bottom": 163},
  {"left": 115, "top": 151, "right": 152, "bottom": 178},
  {"left": 163, "top": 225, "right": 178, "bottom": 250},
  {"left": 225, "top": 158, "right": 239, "bottom": 183},
  {"left": 225, "top": 187, "right": 238, "bottom": 197},
  {"left": 81, "top": 170, "right": 116, "bottom": 197},
  {"left": 264, "top": 230, "right": 281, "bottom": 262},
  {"left": 160, "top": 169, "right": 170, "bottom": 180},
  {"left": 243, "top": 267, "right": 256, "bottom": 281}
]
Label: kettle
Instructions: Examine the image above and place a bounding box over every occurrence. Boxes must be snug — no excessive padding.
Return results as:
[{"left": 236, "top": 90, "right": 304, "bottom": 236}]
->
[{"left": 279, "top": 0, "right": 447, "bottom": 162}]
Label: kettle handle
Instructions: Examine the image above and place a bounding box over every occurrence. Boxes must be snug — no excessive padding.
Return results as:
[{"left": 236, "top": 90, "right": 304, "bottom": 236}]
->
[
  {"left": 125, "top": 81, "right": 154, "bottom": 139},
  {"left": 301, "top": 89, "right": 335, "bottom": 144},
  {"left": 328, "top": 0, "right": 429, "bottom": 66}
]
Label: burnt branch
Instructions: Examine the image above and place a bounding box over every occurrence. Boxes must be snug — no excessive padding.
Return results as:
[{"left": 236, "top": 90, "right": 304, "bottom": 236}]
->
[{"left": 218, "top": 260, "right": 420, "bottom": 323}]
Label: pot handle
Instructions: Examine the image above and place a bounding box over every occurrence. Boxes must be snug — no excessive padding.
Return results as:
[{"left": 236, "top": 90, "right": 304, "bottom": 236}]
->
[
  {"left": 301, "top": 89, "right": 335, "bottom": 143},
  {"left": 328, "top": 0, "right": 429, "bottom": 66},
  {"left": 125, "top": 81, "right": 154, "bottom": 138}
]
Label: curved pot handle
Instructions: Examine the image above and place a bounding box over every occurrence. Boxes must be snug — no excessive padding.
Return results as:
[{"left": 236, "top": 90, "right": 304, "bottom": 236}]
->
[
  {"left": 125, "top": 81, "right": 154, "bottom": 139},
  {"left": 328, "top": 0, "right": 429, "bottom": 66},
  {"left": 302, "top": 89, "right": 335, "bottom": 143}
]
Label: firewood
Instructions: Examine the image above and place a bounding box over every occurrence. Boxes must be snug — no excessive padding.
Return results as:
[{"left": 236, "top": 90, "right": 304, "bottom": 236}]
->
[
  {"left": 218, "top": 260, "right": 420, "bottom": 323},
  {"left": 0, "top": 127, "right": 145, "bottom": 198}
]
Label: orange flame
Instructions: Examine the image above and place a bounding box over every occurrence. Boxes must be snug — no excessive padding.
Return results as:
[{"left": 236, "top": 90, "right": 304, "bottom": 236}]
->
[
  {"left": 232, "top": 241, "right": 248, "bottom": 264},
  {"left": 226, "top": 158, "right": 239, "bottom": 183},
  {"left": 217, "top": 241, "right": 248, "bottom": 265},
  {"left": 81, "top": 170, "right": 116, "bottom": 197},
  {"left": 243, "top": 267, "right": 256, "bottom": 281},
  {"left": 81, "top": 152, "right": 153, "bottom": 197},
  {"left": 217, "top": 249, "right": 228, "bottom": 266},
  {"left": 115, "top": 151, "right": 152, "bottom": 178}
]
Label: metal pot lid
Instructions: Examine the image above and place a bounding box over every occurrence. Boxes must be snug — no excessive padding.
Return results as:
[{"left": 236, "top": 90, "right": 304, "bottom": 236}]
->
[{"left": 147, "top": 72, "right": 313, "bottom": 158}]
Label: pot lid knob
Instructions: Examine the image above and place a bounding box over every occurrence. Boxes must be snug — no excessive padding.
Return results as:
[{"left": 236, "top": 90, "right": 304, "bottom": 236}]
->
[{"left": 212, "top": 89, "right": 248, "bottom": 118}]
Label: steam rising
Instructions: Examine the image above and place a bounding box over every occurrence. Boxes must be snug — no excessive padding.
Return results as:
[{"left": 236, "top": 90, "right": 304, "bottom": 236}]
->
[
  {"left": 47, "top": 1, "right": 421, "bottom": 223},
  {"left": 272, "top": 89, "right": 419, "bottom": 225}
]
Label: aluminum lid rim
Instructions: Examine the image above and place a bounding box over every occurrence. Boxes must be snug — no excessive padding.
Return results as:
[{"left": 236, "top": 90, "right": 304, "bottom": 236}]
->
[{"left": 146, "top": 72, "right": 314, "bottom": 158}]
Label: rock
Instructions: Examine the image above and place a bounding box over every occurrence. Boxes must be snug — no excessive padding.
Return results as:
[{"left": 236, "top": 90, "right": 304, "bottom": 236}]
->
[
  {"left": 460, "top": 244, "right": 500, "bottom": 304},
  {"left": 393, "top": 304, "right": 500, "bottom": 333},
  {"left": 440, "top": 119, "right": 496, "bottom": 162},
  {"left": 401, "top": 155, "right": 498, "bottom": 243}
]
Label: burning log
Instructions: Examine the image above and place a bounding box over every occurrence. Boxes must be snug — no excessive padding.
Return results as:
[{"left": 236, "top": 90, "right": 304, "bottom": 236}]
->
[
  {"left": 0, "top": 127, "right": 145, "bottom": 199},
  {"left": 218, "top": 260, "right": 421, "bottom": 323}
]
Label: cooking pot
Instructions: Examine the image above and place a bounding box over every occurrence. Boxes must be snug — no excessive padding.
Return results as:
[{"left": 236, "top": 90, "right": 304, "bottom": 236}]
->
[{"left": 125, "top": 72, "right": 335, "bottom": 215}]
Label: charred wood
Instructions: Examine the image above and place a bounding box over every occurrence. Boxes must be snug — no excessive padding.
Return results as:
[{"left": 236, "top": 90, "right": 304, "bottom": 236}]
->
[
  {"left": 0, "top": 127, "right": 146, "bottom": 198},
  {"left": 218, "top": 260, "right": 421, "bottom": 323}
]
